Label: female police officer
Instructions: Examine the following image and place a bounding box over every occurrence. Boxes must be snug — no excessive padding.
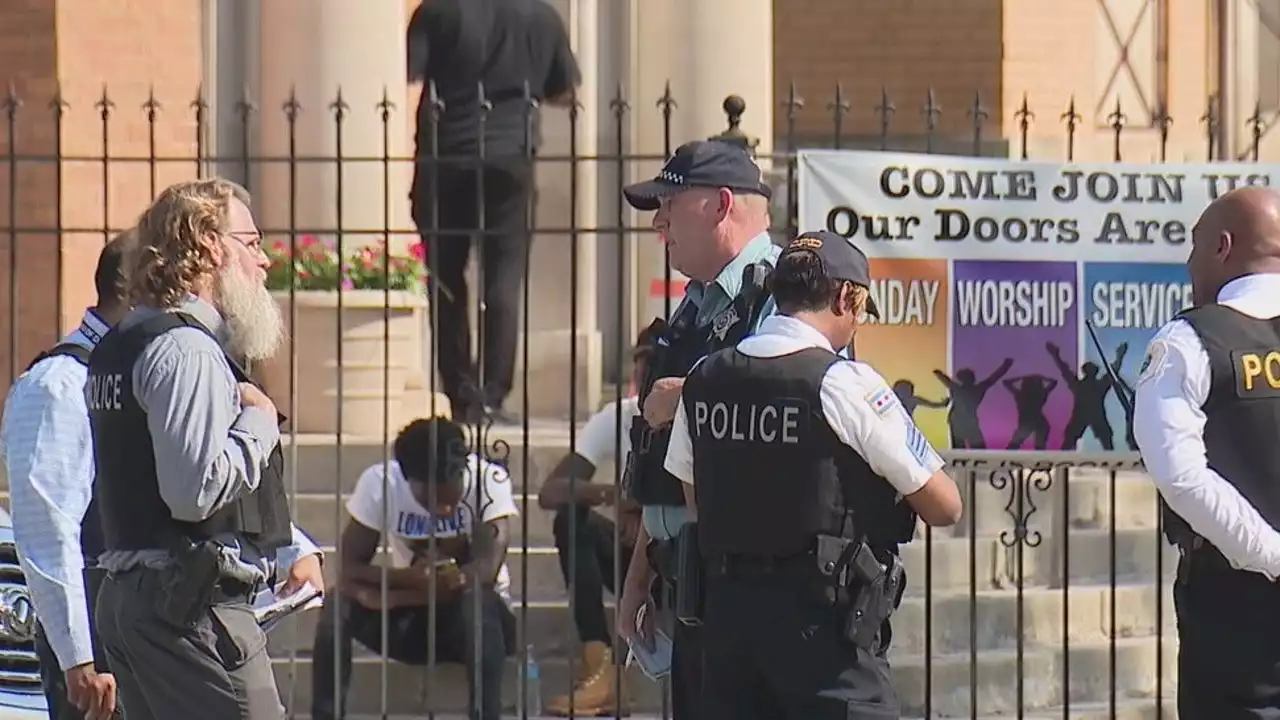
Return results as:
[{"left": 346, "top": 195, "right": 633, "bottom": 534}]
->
[{"left": 662, "top": 230, "right": 963, "bottom": 719}]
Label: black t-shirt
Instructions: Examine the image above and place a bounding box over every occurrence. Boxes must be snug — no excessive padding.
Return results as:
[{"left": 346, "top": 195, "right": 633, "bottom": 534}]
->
[{"left": 409, "top": 0, "right": 581, "bottom": 158}]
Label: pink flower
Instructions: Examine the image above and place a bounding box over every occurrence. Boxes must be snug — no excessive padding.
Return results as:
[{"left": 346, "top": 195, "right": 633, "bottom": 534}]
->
[
  {"left": 300, "top": 235, "right": 318, "bottom": 248},
  {"left": 409, "top": 241, "right": 426, "bottom": 262}
]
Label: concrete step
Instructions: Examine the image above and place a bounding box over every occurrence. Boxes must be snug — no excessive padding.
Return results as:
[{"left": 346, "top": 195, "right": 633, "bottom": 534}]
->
[
  {"left": 266, "top": 580, "right": 1174, "bottom": 661},
  {"left": 269, "top": 635, "right": 1177, "bottom": 717},
  {"left": 307, "top": 525, "right": 1178, "bottom": 610},
  {"left": 291, "top": 705, "right": 1177, "bottom": 720}
]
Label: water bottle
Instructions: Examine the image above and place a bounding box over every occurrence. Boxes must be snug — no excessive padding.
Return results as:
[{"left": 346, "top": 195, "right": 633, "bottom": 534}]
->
[{"left": 521, "top": 643, "right": 542, "bottom": 716}]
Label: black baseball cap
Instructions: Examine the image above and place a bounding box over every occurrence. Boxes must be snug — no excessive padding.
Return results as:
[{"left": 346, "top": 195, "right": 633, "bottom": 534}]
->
[
  {"left": 623, "top": 140, "right": 772, "bottom": 211},
  {"left": 779, "top": 230, "right": 881, "bottom": 319}
]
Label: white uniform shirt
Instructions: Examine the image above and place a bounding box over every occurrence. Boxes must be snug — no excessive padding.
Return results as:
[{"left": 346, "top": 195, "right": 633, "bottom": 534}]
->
[
  {"left": 346, "top": 454, "right": 519, "bottom": 600},
  {"left": 1133, "top": 273, "right": 1280, "bottom": 579},
  {"left": 664, "top": 315, "right": 944, "bottom": 499},
  {"left": 576, "top": 395, "right": 639, "bottom": 468}
]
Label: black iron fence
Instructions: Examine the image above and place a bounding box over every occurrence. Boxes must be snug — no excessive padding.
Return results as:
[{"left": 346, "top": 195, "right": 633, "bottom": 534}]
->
[{"left": 0, "top": 80, "right": 1265, "bottom": 718}]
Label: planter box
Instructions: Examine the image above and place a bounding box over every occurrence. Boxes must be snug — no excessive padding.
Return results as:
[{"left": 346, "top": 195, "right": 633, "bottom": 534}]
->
[{"left": 259, "top": 289, "right": 428, "bottom": 436}]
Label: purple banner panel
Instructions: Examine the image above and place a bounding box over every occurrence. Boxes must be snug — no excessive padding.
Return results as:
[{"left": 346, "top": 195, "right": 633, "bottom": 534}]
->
[{"left": 948, "top": 260, "right": 1080, "bottom": 451}]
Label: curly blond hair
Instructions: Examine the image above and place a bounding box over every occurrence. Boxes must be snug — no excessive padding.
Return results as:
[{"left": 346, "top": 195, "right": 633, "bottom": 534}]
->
[{"left": 130, "top": 178, "right": 251, "bottom": 308}]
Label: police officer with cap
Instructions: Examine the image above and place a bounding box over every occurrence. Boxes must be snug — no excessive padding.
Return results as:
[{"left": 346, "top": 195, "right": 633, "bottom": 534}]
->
[
  {"left": 664, "top": 230, "right": 963, "bottom": 719},
  {"left": 617, "top": 139, "right": 778, "bottom": 718},
  {"left": 1132, "top": 185, "right": 1280, "bottom": 718}
]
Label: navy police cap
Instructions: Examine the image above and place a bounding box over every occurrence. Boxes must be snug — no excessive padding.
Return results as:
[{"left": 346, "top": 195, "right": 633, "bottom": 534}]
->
[
  {"left": 779, "top": 230, "right": 881, "bottom": 319},
  {"left": 623, "top": 140, "right": 772, "bottom": 211}
]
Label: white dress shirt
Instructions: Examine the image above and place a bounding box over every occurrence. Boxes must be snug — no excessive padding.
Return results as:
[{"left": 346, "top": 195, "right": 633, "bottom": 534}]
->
[
  {"left": 1133, "top": 273, "right": 1280, "bottom": 579},
  {"left": 664, "top": 315, "right": 944, "bottom": 498},
  {"left": 1, "top": 311, "right": 107, "bottom": 670}
]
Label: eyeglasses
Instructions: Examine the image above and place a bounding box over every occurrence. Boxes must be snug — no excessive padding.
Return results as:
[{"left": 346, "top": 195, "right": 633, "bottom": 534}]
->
[{"left": 226, "top": 231, "right": 264, "bottom": 253}]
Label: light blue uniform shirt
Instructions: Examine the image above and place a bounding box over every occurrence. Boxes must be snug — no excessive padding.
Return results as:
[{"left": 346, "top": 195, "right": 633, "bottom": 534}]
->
[
  {"left": 642, "top": 232, "right": 781, "bottom": 540},
  {"left": 2, "top": 312, "right": 107, "bottom": 670}
]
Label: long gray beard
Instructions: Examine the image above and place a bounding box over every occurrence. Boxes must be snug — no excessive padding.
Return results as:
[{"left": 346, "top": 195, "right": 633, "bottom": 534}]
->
[{"left": 215, "top": 265, "right": 284, "bottom": 362}]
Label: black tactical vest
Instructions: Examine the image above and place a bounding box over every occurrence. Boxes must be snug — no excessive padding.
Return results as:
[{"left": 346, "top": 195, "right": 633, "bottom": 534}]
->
[
  {"left": 1163, "top": 305, "right": 1280, "bottom": 551},
  {"left": 87, "top": 311, "right": 292, "bottom": 554},
  {"left": 682, "top": 346, "right": 917, "bottom": 558},
  {"left": 23, "top": 343, "right": 107, "bottom": 563},
  {"left": 628, "top": 262, "right": 773, "bottom": 506}
]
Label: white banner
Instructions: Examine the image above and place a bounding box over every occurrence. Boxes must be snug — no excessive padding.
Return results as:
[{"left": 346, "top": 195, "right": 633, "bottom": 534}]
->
[{"left": 797, "top": 149, "right": 1279, "bottom": 264}]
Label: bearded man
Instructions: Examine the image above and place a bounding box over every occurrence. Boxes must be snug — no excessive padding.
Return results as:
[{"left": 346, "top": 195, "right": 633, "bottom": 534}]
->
[{"left": 87, "top": 178, "right": 324, "bottom": 720}]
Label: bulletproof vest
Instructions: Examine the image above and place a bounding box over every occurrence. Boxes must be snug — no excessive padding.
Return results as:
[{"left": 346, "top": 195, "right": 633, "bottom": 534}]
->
[
  {"left": 23, "top": 343, "right": 107, "bottom": 563},
  {"left": 628, "top": 262, "right": 773, "bottom": 506},
  {"left": 682, "top": 346, "right": 917, "bottom": 558},
  {"left": 1164, "top": 305, "right": 1280, "bottom": 551},
  {"left": 87, "top": 311, "right": 292, "bottom": 554}
]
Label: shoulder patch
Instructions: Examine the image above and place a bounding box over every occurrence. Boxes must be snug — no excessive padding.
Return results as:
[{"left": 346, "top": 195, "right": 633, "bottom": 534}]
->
[
  {"left": 1138, "top": 340, "right": 1169, "bottom": 385},
  {"left": 865, "top": 387, "right": 897, "bottom": 418}
]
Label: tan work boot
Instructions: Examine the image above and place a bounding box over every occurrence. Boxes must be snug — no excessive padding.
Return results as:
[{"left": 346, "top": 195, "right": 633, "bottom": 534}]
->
[{"left": 545, "top": 641, "right": 631, "bottom": 717}]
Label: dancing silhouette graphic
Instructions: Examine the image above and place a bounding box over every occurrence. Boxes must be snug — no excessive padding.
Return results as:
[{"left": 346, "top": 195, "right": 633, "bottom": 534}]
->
[
  {"left": 1003, "top": 373, "right": 1059, "bottom": 450},
  {"left": 933, "top": 358, "right": 1013, "bottom": 449},
  {"left": 892, "top": 379, "right": 948, "bottom": 421},
  {"left": 1046, "top": 340, "right": 1128, "bottom": 450}
]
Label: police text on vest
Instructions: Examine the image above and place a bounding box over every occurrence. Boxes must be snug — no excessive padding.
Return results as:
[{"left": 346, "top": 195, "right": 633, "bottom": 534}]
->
[
  {"left": 693, "top": 401, "right": 802, "bottom": 443},
  {"left": 1233, "top": 349, "right": 1280, "bottom": 398},
  {"left": 87, "top": 373, "right": 124, "bottom": 411}
]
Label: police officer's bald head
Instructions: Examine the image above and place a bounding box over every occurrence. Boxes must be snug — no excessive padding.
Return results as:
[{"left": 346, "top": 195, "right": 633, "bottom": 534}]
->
[{"left": 1189, "top": 186, "right": 1280, "bottom": 305}]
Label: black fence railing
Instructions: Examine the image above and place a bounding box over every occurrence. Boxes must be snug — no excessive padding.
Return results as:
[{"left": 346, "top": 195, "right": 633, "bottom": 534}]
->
[{"left": 0, "top": 81, "right": 1263, "bottom": 718}]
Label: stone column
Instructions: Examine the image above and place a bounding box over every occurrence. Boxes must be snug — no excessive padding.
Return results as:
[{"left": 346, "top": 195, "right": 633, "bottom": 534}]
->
[{"left": 256, "top": 0, "right": 411, "bottom": 252}]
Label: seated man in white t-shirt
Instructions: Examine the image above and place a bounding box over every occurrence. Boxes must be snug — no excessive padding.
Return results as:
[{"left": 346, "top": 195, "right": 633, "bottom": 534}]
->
[
  {"left": 536, "top": 328, "right": 653, "bottom": 716},
  {"left": 311, "top": 417, "right": 518, "bottom": 720}
]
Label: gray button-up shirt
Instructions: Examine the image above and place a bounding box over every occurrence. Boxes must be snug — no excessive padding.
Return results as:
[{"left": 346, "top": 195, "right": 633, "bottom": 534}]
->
[{"left": 95, "top": 296, "right": 317, "bottom": 580}]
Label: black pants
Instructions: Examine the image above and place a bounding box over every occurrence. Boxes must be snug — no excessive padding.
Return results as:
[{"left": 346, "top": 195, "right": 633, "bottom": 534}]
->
[
  {"left": 95, "top": 569, "right": 282, "bottom": 720},
  {"left": 552, "top": 505, "right": 635, "bottom": 645},
  {"left": 648, "top": 540, "right": 704, "bottom": 720},
  {"left": 1175, "top": 556, "right": 1280, "bottom": 718},
  {"left": 310, "top": 587, "right": 516, "bottom": 720},
  {"left": 412, "top": 158, "right": 533, "bottom": 412},
  {"left": 701, "top": 574, "right": 900, "bottom": 719}
]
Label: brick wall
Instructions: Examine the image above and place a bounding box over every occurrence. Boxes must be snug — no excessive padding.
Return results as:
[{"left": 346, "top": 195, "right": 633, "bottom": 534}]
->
[
  {"left": 772, "top": 0, "right": 1215, "bottom": 162},
  {"left": 0, "top": 0, "right": 203, "bottom": 398},
  {"left": 773, "top": 0, "right": 1005, "bottom": 149}
]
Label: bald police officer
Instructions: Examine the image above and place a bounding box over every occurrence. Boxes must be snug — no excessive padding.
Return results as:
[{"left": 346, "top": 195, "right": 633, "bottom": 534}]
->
[
  {"left": 617, "top": 139, "right": 777, "bottom": 718},
  {"left": 1132, "top": 186, "right": 1280, "bottom": 718},
  {"left": 664, "top": 231, "right": 963, "bottom": 719}
]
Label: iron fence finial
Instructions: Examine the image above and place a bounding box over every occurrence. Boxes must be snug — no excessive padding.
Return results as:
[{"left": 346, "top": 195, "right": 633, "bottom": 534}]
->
[
  {"left": 329, "top": 87, "right": 349, "bottom": 120},
  {"left": 3, "top": 82, "right": 21, "bottom": 118},
  {"left": 191, "top": 84, "right": 208, "bottom": 116},
  {"left": 708, "top": 95, "right": 758, "bottom": 155},
  {"left": 282, "top": 86, "right": 302, "bottom": 121},
  {"left": 49, "top": 84, "right": 68, "bottom": 116},
  {"left": 476, "top": 82, "right": 492, "bottom": 115},
  {"left": 94, "top": 84, "right": 114, "bottom": 120},
  {"left": 657, "top": 81, "right": 676, "bottom": 116},
  {"left": 428, "top": 80, "right": 445, "bottom": 119},
  {"left": 377, "top": 86, "right": 395, "bottom": 122},
  {"left": 782, "top": 81, "right": 804, "bottom": 120},
  {"left": 143, "top": 85, "right": 162, "bottom": 121},
  {"left": 609, "top": 82, "right": 629, "bottom": 119}
]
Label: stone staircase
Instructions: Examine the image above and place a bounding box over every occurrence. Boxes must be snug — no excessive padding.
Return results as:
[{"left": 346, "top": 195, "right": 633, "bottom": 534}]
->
[{"left": 264, "top": 422, "right": 1181, "bottom": 718}]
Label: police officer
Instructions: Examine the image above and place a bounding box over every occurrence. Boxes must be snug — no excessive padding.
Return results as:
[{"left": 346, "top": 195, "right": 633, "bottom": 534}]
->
[
  {"left": 664, "top": 231, "right": 963, "bottom": 719},
  {"left": 1132, "top": 186, "right": 1280, "bottom": 718},
  {"left": 88, "top": 179, "right": 323, "bottom": 720},
  {"left": 616, "top": 139, "right": 778, "bottom": 718}
]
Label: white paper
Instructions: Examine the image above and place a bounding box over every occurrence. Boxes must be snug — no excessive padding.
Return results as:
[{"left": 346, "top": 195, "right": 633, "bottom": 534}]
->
[{"left": 253, "top": 581, "right": 323, "bottom": 632}]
